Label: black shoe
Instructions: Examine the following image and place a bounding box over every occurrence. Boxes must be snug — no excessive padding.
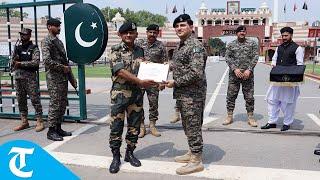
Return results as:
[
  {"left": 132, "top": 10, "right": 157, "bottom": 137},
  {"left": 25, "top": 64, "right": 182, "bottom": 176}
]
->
[
  {"left": 124, "top": 145, "right": 141, "bottom": 167},
  {"left": 56, "top": 124, "right": 72, "bottom": 137},
  {"left": 261, "top": 123, "right": 277, "bottom": 129},
  {"left": 281, "top": 125, "right": 290, "bottom": 131},
  {"left": 314, "top": 149, "right": 320, "bottom": 156},
  {"left": 109, "top": 148, "right": 121, "bottom": 174},
  {"left": 47, "top": 127, "right": 63, "bottom": 141}
]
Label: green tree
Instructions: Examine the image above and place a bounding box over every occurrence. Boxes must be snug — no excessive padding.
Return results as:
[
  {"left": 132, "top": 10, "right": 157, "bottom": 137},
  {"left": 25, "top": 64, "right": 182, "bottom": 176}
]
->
[
  {"left": 208, "top": 38, "right": 226, "bottom": 56},
  {"left": 0, "top": 2, "right": 28, "bottom": 18},
  {"left": 101, "top": 7, "right": 123, "bottom": 22},
  {"left": 100, "top": 6, "right": 167, "bottom": 27}
]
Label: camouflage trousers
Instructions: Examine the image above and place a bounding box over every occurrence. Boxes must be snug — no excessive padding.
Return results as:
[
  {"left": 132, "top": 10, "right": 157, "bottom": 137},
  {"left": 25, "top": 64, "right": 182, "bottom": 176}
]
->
[
  {"left": 177, "top": 98, "right": 204, "bottom": 155},
  {"left": 47, "top": 81, "right": 68, "bottom": 127},
  {"left": 109, "top": 87, "right": 144, "bottom": 149},
  {"left": 226, "top": 73, "right": 254, "bottom": 113},
  {"left": 15, "top": 78, "right": 42, "bottom": 118},
  {"left": 142, "top": 87, "right": 159, "bottom": 122}
]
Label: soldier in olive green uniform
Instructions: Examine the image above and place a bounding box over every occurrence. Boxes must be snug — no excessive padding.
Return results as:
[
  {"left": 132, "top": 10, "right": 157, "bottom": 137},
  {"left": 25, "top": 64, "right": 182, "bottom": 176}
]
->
[
  {"left": 12, "top": 28, "right": 44, "bottom": 132},
  {"left": 42, "top": 18, "right": 77, "bottom": 141},
  {"left": 224, "top": 26, "right": 259, "bottom": 127},
  {"left": 108, "top": 22, "right": 157, "bottom": 174},
  {"left": 165, "top": 14, "right": 207, "bottom": 175},
  {"left": 136, "top": 24, "right": 167, "bottom": 138}
]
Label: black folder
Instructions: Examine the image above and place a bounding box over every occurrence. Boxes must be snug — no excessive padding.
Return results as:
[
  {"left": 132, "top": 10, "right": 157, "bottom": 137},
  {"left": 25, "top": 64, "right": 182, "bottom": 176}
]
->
[{"left": 270, "top": 65, "right": 306, "bottom": 82}]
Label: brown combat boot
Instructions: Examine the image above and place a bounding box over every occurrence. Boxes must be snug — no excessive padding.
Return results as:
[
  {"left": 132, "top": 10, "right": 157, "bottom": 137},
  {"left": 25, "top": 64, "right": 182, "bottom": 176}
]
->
[
  {"left": 35, "top": 117, "right": 45, "bottom": 132},
  {"left": 149, "top": 121, "right": 161, "bottom": 137},
  {"left": 174, "top": 150, "right": 192, "bottom": 163},
  {"left": 13, "top": 115, "right": 29, "bottom": 131},
  {"left": 176, "top": 153, "right": 204, "bottom": 175},
  {"left": 138, "top": 122, "right": 146, "bottom": 138},
  {"left": 222, "top": 112, "right": 233, "bottom": 125},
  {"left": 170, "top": 108, "right": 181, "bottom": 123},
  {"left": 247, "top": 112, "right": 258, "bottom": 127}
]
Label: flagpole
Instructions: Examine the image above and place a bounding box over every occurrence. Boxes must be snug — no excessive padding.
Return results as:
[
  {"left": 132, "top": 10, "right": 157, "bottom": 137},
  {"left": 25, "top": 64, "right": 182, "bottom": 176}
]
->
[
  {"left": 108, "top": 7, "right": 110, "bottom": 22},
  {"left": 303, "top": 1, "right": 308, "bottom": 24},
  {"left": 305, "top": 6, "right": 307, "bottom": 24},
  {"left": 285, "top": 0, "right": 287, "bottom": 22},
  {"left": 284, "top": 2, "right": 286, "bottom": 22},
  {"left": 282, "top": 1, "right": 286, "bottom": 22},
  {"left": 284, "top": 3, "right": 286, "bottom": 22}
]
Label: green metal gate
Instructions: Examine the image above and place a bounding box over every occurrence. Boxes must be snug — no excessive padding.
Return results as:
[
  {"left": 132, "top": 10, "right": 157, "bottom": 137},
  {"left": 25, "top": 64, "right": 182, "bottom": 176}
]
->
[{"left": 0, "top": 0, "right": 87, "bottom": 121}]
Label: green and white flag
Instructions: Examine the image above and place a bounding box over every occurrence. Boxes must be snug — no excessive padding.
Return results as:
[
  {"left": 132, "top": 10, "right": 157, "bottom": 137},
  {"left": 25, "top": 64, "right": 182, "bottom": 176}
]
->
[{"left": 64, "top": 3, "right": 108, "bottom": 64}]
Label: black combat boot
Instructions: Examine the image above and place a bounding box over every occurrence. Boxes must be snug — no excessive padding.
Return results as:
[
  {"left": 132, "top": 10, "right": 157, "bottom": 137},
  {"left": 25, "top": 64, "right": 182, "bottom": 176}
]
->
[
  {"left": 47, "top": 127, "right": 63, "bottom": 141},
  {"left": 56, "top": 123, "right": 72, "bottom": 137},
  {"left": 124, "top": 145, "right": 141, "bottom": 167},
  {"left": 109, "top": 148, "right": 121, "bottom": 173}
]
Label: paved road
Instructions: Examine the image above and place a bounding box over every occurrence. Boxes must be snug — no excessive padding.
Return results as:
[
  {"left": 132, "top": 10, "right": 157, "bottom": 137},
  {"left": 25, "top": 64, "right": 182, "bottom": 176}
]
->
[{"left": 1, "top": 61, "right": 320, "bottom": 179}]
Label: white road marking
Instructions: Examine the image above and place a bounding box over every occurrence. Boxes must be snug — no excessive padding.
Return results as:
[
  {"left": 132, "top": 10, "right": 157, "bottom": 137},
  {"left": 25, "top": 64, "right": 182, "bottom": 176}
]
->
[
  {"left": 50, "top": 151, "right": 320, "bottom": 180},
  {"left": 159, "top": 92, "right": 214, "bottom": 95},
  {"left": 297, "top": 97, "right": 320, "bottom": 99},
  {"left": 307, "top": 113, "right": 320, "bottom": 127},
  {"left": 44, "top": 125, "right": 95, "bottom": 151},
  {"left": 218, "top": 93, "right": 265, "bottom": 96},
  {"left": 44, "top": 115, "right": 109, "bottom": 151},
  {"left": 217, "top": 94, "right": 320, "bottom": 99},
  {"left": 159, "top": 149, "right": 169, "bottom": 156},
  {"left": 203, "top": 67, "right": 229, "bottom": 125}
]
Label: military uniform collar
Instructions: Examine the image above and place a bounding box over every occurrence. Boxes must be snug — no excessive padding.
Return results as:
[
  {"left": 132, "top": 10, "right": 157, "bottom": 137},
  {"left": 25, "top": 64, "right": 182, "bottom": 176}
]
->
[
  {"left": 139, "top": 38, "right": 159, "bottom": 47},
  {"left": 120, "top": 41, "right": 139, "bottom": 51},
  {"left": 147, "top": 39, "right": 159, "bottom": 47},
  {"left": 179, "top": 34, "right": 193, "bottom": 46},
  {"left": 48, "top": 33, "right": 58, "bottom": 40},
  {"left": 236, "top": 38, "right": 247, "bottom": 44}
]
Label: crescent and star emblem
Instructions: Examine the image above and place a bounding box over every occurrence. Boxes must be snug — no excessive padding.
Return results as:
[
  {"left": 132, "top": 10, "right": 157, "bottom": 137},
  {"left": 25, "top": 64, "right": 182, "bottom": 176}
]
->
[{"left": 75, "top": 22, "right": 98, "bottom": 47}]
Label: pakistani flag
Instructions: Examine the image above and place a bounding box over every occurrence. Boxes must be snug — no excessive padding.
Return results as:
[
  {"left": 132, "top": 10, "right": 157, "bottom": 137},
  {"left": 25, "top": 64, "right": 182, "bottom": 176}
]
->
[{"left": 64, "top": 3, "right": 108, "bottom": 64}]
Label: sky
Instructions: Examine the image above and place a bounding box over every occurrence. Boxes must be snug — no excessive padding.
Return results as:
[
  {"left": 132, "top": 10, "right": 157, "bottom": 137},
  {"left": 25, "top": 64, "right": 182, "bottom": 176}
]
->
[{"left": 1, "top": 0, "right": 319, "bottom": 25}]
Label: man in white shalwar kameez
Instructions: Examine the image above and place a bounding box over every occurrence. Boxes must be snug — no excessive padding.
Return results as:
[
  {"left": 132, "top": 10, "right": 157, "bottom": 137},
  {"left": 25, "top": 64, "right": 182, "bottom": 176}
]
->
[{"left": 261, "top": 27, "right": 304, "bottom": 131}]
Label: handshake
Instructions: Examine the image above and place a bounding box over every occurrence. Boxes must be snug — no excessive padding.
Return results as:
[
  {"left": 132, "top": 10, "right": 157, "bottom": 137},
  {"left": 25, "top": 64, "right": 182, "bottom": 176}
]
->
[{"left": 159, "top": 80, "right": 175, "bottom": 90}]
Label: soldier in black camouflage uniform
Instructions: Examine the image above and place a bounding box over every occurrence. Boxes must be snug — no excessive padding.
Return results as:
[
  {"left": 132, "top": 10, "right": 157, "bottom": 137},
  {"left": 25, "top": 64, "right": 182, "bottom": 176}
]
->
[
  {"left": 41, "top": 18, "right": 77, "bottom": 141},
  {"left": 165, "top": 14, "right": 207, "bottom": 175},
  {"left": 12, "top": 28, "right": 44, "bottom": 132},
  {"left": 170, "top": 31, "right": 196, "bottom": 124},
  {"left": 224, "top": 25, "right": 259, "bottom": 127},
  {"left": 136, "top": 24, "right": 167, "bottom": 138},
  {"left": 108, "top": 22, "right": 157, "bottom": 174}
]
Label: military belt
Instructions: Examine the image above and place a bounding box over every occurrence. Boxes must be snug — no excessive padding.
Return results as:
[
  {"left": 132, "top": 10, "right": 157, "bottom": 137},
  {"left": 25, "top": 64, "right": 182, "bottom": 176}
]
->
[{"left": 112, "top": 83, "right": 139, "bottom": 90}]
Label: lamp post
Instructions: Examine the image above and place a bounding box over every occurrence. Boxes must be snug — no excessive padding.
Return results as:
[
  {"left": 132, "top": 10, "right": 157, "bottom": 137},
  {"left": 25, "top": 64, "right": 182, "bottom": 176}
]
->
[{"left": 314, "top": 33, "right": 318, "bottom": 60}]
